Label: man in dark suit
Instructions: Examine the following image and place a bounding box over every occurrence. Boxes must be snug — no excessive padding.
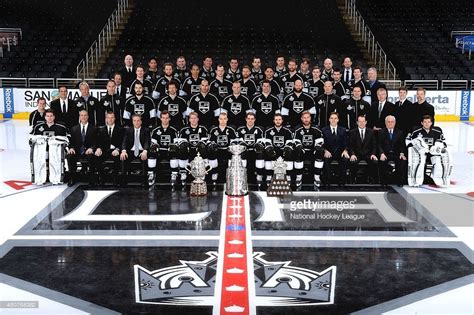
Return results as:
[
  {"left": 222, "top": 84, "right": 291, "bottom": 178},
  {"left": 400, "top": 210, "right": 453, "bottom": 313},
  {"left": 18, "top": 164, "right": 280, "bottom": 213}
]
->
[
  {"left": 394, "top": 86, "right": 415, "bottom": 136},
  {"left": 322, "top": 112, "right": 350, "bottom": 187},
  {"left": 120, "top": 114, "right": 151, "bottom": 187},
  {"left": 95, "top": 111, "right": 124, "bottom": 185},
  {"left": 119, "top": 54, "right": 136, "bottom": 90},
  {"left": 50, "top": 85, "right": 78, "bottom": 130},
  {"left": 368, "top": 87, "right": 396, "bottom": 130},
  {"left": 348, "top": 115, "right": 379, "bottom": 183},
  {"left": 342, "top": 56, "right": 353, "bottom": 83},
  {"left": 367, "top": 67, "right": 387, "bottom": 103},
  {"left": 113, "top": 72, "right": 128, "bottom": 101},
  {"left": 378, "top": 115, "right": 407, "bottom": 187},
  {"left": 66, "top": 110, "right": 98, "bottom": 186},
  {"left": 413, "top": 87, "right": 435, "bottom": 129}
]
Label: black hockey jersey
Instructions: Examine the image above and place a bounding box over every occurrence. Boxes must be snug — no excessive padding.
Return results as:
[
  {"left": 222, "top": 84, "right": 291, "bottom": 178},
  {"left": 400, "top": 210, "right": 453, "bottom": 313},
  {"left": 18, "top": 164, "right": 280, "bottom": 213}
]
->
[
  {"left": 151, "top": 125, "right": 179, "bottom": 150},
  {"left": 209, "top": 126, "right": 238, "bottom": 149}
]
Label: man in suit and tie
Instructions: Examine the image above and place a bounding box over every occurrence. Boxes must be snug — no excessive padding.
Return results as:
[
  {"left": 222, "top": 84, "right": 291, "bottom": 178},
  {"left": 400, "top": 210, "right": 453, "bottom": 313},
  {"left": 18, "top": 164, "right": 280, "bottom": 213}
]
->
[
  {"left": 119, "top": 54, "right": 136, "bottom": 89},
  {"left": 378, "top": 115, "right": 407, "bottom": 187},
  {"left": 367, "top": 67, "right": 386, "bottom": 103},
  {"left": 342, "top": 56, "right": 353, "bottom": 83},
  {"left": 120, "top": 114, "right": 151, "bottom": 187},
  {"left": 322, "top": 112, "right": 350, "bottom": 187},
  {"left": 50, "top": 85, "right": 78, "bottom": 130},
  {"left": 95, "top": 111, "right": 124, "bottom": 185},
  {"left": 348, "top": 115, "right": 379, "bottom": 183},
  {"left": 66, "top": 110, "right": 98, "bottom": 186},
  {"left": 368, "top": 87, "right": 396, "bottom": 130},
  {"left": 113, "top": 72, "right": 127, "bottom": 100},
  {"left": 394, "top": 86, "right": 415, "bottom": 136}
]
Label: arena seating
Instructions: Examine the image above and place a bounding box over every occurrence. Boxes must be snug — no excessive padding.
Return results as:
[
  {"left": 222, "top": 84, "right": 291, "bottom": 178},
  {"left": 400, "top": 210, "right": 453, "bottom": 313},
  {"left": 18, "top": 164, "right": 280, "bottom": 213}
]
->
[
  {"left": 0, "top": 0, "right": 116, "bottom": 78},
  {"left": 98, "top": 0, "right": 368, "bottom": 78},
  {"left": 356, "top": 0, "right": 474, "bottom": 81}
]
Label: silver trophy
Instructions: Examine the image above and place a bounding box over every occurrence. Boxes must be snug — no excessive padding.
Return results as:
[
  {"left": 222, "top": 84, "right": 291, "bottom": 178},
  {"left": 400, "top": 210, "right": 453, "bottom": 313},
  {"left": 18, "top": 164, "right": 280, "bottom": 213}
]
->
[
  {"left": 185, "top": 153, "right": 211, "bottom": 196},
  {"left": 226, "top": 143, "right": 248, "bottom": 196},
  {"left": 267, "top": 157, "right": 292, "bottom": 196}
]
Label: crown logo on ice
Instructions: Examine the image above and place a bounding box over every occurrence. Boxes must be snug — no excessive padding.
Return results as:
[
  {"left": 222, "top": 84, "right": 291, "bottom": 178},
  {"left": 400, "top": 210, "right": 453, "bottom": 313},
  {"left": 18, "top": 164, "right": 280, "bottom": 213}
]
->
[{"left": 135, "top": 251, "right": 336, "bottom": 306}]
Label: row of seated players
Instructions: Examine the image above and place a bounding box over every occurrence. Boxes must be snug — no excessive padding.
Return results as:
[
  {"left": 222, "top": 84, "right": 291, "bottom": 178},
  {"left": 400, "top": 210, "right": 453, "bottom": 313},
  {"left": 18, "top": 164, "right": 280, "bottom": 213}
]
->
[
  {"left": 29, "top": 78, "right": 434, "bottom": 144},
  {"left": 30, "top": 107, "right": 450, "bottom": 189}
]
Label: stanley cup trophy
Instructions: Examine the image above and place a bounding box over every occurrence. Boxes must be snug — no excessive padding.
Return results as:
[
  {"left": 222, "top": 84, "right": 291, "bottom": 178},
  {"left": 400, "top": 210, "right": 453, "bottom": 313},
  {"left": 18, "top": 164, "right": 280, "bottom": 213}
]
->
[
  {"left": 226, "top": 143, "right": 248, "bottom": 196},
  {"left": 267, "top": 157, "right": 292, "bottom": 196},
  {"left": 185, "top": 153, "right": 212, "bottom": 196}
]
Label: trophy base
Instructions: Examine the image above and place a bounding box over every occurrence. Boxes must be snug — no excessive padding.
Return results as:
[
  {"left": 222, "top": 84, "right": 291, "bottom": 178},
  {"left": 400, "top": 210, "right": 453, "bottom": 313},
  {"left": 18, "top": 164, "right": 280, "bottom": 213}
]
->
[
  {"left": 267, "top": 177, "right": 292, "bottom": 196},
  {"left": 190, "top": 181, "right": 208, "bottom": 196}
]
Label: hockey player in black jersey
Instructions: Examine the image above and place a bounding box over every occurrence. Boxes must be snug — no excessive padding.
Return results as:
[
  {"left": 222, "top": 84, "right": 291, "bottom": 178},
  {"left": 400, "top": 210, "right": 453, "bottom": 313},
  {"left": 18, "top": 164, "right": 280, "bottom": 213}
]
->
[
  {"left": 210, "top": 64, "right": 233, "bottom": 101},
  {"left": 174, "top": 56, "right": 191, "bottom": 82},
  {"left": 297, "top": 58, "right": 312, "bottom": 82},
  {"left": 157, "top": 81, "right": 189, "bottom": 130},
  {"left": 129, "top": 65, "right": 154, "bottom": 97},
  {"left": 262, "top": 113, "right": 294, "bottom": 185},
  {"left": 177, "top": 112, "right": 209, "bottom": 186},
  {"left": 239, "top": 65, "right": 258, "bottom": 98},
  {"left": 29, "top": 97, "right": 47, "bottom": 128},
  {"left": 251, "top": 80, "right": 281, "bottom": 130},
  {"left": 187, "top": 79, "right": 220, "bottom": 129},
  {"left": 208, "top": 112, "right": 238, "bottom": 185},
  {"left": 145, "top": 57, "right": 160, "bottom": 85},
  {"left": 153, "top": 62, "right": 182, "bottom": 100},
  {"left": 225, "top": 57, "right": 242, "bottom": 82},
  {"left": 200, "top": 56, "right": 215, "bottom": 81},
  {"left": 148, "top": 110, "right": 179, "bottom": 187},
  {"left": 293, "top": 111, "right": 325, "bottom": 189},
  {"left": 274, "top": 55, "right": 288, "bottom": 79},
  {"left": 180, "top": 64, "right": 203, "bottom": 99},
  {"left": 281, "top": 79, "right": 316, "bottom": 128},
  {"left": 250, "top": 57, "right": 265, "bottom": 84},
  {"left": 306, "top": 66, "right": 325, "bottom": 98},
  {"left": 280, "top": 58, "right": 304, "bottom": 96},
  {"left": 220, "top": 81, "right": 252, "bottom": 128},
  {"left": 262, "top": 66, "right": 283, "bottom": 98},
  {"left": 123, "top": 82, "right": 156, "bottom": 128},
  {"left": 237, "top": 112, "right": 264, "bottom": 184}
]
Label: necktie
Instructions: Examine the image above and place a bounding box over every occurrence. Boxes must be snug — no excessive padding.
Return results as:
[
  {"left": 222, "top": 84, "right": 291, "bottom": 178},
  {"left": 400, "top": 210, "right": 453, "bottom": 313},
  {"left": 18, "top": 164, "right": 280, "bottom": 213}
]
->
[
  {"left": 360, "top": 129, "right": 364, "bottom": 142},
  {"left": 62, "top": 101, "right": 66, "bottom": 113},
  {"left": 116, "top": 87, "right": 120, "bottom": 95},
  {"left": 345, "top": 70, "right": 349, "bottom": 82},
  {"left": 378, "top": 102, "right": 383, "bottom": 118},
  {"left": 134, "top": 129, "right": 140, "bottom": 157},
  {"left": 389, "top": 130, "right": 393, "bottom": 140},
  {"left": 108, "top": 127, "right": 112, "bottom": 138},
  {"left": 332, "top": 128, "right": 336, "bottom": 138},
  {"left": 80, "top": 125, "right": 86, "bottom": 154}
]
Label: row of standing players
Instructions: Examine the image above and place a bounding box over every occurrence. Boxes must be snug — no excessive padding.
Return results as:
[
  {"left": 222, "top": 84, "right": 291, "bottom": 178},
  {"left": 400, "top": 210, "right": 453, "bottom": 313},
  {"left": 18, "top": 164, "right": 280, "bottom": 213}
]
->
[{"left": 29, "top": 71, "right": 434, "bottom": 139}]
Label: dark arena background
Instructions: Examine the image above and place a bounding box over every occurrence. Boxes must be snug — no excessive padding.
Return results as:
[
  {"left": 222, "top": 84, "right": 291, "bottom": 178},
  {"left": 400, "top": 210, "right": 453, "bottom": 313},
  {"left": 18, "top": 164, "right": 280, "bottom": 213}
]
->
[{"left": 0, "top": 0, "right": 473, "bottom": 314}]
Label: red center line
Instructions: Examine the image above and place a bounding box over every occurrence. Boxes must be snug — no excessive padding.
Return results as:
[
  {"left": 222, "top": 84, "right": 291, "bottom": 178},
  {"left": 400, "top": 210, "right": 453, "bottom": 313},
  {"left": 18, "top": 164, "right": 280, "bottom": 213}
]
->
[{"left": 219, "top": 196, "right": 250, "bottom": 314}]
